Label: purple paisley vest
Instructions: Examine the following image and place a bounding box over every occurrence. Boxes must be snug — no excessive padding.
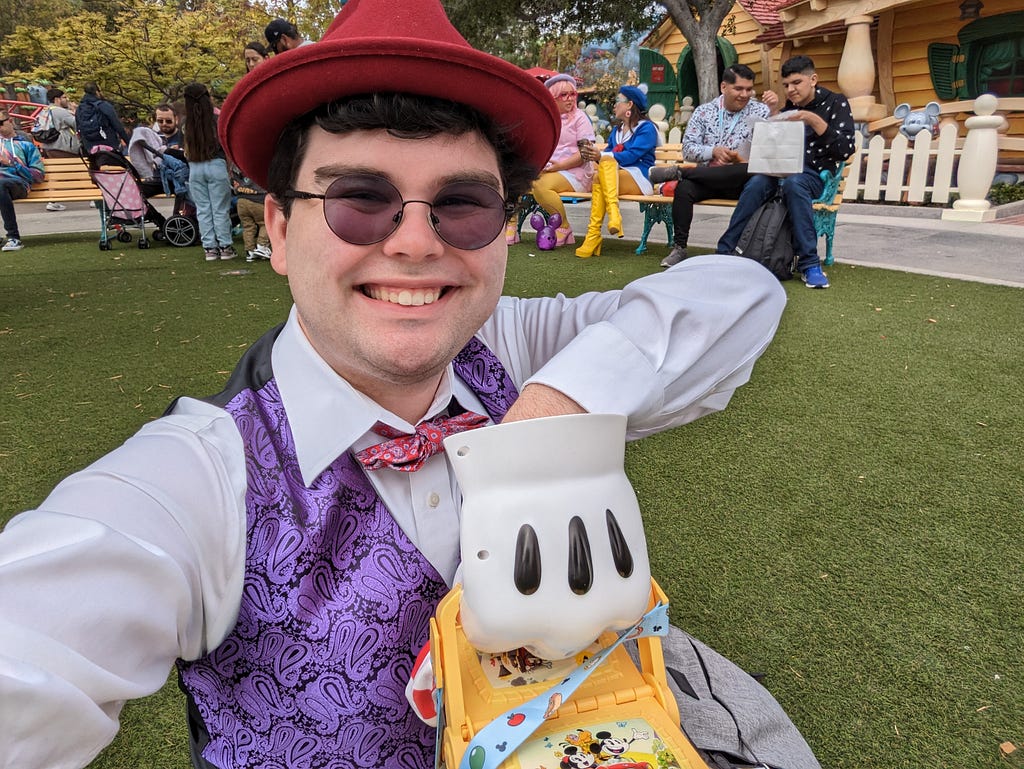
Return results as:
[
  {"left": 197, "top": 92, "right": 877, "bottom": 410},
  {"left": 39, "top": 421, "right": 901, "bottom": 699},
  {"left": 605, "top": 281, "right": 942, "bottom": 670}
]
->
[{"left": 177, "top": 327, "right": 519, "bottom": 769}]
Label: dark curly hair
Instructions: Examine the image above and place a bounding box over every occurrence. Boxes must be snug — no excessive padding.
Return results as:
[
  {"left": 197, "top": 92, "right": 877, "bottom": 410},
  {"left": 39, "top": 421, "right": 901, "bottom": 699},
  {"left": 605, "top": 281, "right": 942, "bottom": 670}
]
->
[{"left": 266, "top": 92, "right": 539, "bottom": 217}]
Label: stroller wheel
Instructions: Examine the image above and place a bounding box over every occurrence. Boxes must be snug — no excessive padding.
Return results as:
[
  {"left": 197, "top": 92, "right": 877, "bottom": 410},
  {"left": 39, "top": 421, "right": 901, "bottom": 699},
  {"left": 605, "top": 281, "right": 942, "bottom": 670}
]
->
[
  {"left": 164, "top": 215, "right": 198, "bottom": 247},
  {"left": 138, "top": 239, "right": 150, "bottom": 249},
  {"left": 99, "top": 240, "right": 112, "bottom": 251},
  {"left": 117, "top": 230, "right": 133, "bottom": 243},
  {"left": 152, "top": 228, "right": 166, "bottom": 242}
]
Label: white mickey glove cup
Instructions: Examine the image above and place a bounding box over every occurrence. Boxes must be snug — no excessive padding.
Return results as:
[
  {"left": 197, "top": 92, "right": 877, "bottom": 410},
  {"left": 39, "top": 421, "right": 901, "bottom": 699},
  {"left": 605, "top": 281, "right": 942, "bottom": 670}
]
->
[{"left": 444, "top": 413, "right": 652, "bottom": 660}]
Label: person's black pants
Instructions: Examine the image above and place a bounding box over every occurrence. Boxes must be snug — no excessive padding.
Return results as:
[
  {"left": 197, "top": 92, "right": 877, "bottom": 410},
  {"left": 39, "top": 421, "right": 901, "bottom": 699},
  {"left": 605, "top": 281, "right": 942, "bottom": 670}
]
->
[
  {"left": 670, "top": 163, "right": 751, "bottom": 249},
  {"left": 0, "top": 180, "right": 28, "bottom": 239}
]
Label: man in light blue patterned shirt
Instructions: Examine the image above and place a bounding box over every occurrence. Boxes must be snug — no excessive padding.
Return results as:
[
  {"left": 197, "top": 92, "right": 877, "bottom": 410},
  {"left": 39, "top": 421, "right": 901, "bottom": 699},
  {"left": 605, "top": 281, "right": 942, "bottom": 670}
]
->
[{"left": 650, "top": 64, "right": 772, "bottom": 268}]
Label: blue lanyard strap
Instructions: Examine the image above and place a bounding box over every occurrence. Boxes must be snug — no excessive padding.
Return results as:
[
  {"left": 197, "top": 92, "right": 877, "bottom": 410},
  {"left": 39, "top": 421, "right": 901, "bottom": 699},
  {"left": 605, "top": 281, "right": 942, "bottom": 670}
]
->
[
  {"left": 456, "top": 601, "right": 671, "bottom": 769},
  {"left": 717, "top": 97, "right": 744, "bottom": 144}
]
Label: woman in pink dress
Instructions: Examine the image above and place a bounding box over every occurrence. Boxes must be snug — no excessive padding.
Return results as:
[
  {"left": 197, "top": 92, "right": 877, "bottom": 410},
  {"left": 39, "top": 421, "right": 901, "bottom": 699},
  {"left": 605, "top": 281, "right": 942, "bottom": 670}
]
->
[{"left": 508, "top": 74, "right": 596, "bottom": 247}]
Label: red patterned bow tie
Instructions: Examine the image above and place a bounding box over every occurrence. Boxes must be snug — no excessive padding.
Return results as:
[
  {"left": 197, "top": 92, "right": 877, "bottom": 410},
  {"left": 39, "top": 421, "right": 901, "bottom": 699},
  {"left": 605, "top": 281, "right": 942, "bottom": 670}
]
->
[{"left": 354, "top": 410, "right": 489, "bottom": 472}]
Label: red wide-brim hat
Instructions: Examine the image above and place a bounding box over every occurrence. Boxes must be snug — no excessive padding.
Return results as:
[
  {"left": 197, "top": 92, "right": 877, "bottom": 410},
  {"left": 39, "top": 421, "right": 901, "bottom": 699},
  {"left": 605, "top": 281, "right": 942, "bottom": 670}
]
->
[{"left": 219, "top": 0, "right": 560, "bottom": 189}]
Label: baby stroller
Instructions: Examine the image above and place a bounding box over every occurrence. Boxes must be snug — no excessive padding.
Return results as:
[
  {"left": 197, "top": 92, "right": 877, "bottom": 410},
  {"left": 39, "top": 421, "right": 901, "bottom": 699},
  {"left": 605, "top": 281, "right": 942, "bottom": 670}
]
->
[
  {"left": 153, "top": 149, "right": 202, "bottom": 248},
  {"left": 86, "top": 149, "right": 168, "bottom": 251}
]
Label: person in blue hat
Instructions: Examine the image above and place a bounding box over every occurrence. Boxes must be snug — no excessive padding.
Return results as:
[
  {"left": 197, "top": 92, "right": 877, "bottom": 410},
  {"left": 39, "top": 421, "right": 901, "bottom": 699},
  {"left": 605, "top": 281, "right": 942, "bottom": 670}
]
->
[{"left": 574, "top": 83, "right": 658, "bottom": 257}]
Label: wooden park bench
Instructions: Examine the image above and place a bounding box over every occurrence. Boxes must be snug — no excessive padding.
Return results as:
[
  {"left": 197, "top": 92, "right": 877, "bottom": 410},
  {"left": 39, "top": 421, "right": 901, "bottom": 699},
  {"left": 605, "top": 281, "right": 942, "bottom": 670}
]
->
[
  {"left": 19, "top": 157, "right": 103, "bottom": 203},
  {"left": 518, "top": 143, "right": 850, "bottom": 265}
]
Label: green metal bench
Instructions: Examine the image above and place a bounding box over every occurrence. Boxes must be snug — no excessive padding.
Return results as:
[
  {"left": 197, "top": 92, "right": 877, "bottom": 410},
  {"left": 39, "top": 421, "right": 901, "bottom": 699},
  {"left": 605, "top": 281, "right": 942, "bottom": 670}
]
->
[{"left": 517, "top": 161, "right": 848, "bottom": 262}]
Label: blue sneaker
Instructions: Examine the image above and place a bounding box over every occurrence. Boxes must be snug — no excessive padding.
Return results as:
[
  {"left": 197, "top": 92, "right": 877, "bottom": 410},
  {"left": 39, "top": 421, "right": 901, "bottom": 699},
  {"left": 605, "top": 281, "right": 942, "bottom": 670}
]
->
[{"left": 801, "top": 265, "right": 830, "bottom": 289}]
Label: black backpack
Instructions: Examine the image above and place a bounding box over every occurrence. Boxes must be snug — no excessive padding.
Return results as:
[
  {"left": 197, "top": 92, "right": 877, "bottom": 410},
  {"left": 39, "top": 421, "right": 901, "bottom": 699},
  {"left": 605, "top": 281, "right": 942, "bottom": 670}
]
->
[
  {"left": 732, "top": 194, "right": 797, "bottom": 281},
  {"left": 76, "top": 99, "right": 105, "bottom": 144}
]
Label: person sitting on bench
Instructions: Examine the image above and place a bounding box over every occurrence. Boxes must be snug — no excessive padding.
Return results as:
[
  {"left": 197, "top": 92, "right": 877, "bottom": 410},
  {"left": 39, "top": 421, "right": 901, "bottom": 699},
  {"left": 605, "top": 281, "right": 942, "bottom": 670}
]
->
[
  {"left": 716, "top": 56, "right": 855, "bottom": 289},
  {"left": 649, "top": 64, "right": 770, "bottom": 269}
]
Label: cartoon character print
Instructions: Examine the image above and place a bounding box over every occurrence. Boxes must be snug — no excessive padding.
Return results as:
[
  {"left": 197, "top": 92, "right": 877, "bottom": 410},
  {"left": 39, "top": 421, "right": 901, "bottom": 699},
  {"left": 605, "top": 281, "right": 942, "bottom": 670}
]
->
[
  {"left": 591, "top": 727, "right": 650, "bottom": 761},
  {"left": 558, "top": 744, "right": 598, "bottom": 768},
  {"left": 492, "top": 647, "right": 551, "bottom": 681},
  {"left": 553, "top": 726, "right": 653, "bottom": 769},
  {"left": 543, "top": 691, "right": 564, "bottom": 719}
]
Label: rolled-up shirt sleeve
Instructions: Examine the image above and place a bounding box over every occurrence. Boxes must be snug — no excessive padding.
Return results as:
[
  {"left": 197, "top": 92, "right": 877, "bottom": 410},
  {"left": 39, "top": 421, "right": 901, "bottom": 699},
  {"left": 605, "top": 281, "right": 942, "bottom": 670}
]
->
[{"left": 481, "top": 254, "right": 786, "bottom": 439}]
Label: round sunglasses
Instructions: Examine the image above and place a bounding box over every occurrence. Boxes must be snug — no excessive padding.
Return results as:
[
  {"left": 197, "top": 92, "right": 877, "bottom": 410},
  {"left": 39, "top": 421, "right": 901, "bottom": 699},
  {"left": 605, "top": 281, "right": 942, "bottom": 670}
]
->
[{"left": 283, "top": 174, "right": 514, "bottom": 251}]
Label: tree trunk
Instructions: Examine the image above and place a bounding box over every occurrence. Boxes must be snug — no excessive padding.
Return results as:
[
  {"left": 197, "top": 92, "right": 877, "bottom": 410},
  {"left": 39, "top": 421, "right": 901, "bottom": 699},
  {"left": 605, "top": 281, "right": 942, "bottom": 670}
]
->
[{"left": 661, "top": 0, "right": 737, "bottom": 105}]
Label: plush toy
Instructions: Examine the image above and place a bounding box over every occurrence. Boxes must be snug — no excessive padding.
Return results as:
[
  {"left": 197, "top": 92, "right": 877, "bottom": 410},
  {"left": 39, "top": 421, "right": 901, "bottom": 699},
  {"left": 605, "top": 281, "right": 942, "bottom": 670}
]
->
[
  {"left": 530, "top": 211, "right": 560, "bottom": 251},
  {"left": 894, "top": 101, "right": 940, "bottom": 142}
]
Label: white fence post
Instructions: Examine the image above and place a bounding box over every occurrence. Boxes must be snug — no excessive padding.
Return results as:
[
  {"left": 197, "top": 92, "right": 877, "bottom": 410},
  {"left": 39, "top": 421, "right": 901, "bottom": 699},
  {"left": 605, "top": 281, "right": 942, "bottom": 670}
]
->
[{"left": 943, "top": 94, "right": 1002, "bottom": 222}]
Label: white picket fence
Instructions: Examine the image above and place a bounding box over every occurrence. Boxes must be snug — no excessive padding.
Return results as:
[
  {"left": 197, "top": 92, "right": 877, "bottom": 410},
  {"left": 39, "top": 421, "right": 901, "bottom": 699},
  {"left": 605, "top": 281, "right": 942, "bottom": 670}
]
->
[
  {"left": 843, "top": 94, "right": 1024, "bottom": 221},
  {"left": 843, "top": 126, "right": 960, "bottom": 205}
]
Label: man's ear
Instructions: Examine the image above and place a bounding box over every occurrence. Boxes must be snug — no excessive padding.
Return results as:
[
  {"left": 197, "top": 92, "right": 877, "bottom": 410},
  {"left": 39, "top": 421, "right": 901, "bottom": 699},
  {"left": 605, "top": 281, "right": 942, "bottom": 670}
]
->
[{"left": 264, "top": 195, "right": 289, "bottom": 276}]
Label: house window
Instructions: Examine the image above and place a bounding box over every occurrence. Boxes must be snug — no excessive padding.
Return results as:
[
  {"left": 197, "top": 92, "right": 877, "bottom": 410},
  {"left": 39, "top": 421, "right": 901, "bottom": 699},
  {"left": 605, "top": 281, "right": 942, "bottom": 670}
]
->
[{"left": 977, "top": 36, "right": 1024, "bottom": 96}]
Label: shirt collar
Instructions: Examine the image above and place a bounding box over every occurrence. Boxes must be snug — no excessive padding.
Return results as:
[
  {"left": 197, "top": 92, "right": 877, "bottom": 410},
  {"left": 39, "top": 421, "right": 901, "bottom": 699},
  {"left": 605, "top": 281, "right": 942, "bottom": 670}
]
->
[{"left": 272, "top": 306, "right": 468, "bottom": 486}]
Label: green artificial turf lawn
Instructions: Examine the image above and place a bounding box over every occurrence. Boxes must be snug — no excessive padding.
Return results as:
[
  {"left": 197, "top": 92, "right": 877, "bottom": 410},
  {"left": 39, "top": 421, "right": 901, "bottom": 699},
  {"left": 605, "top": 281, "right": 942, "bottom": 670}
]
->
[{"left": 1, "top": 233, "right": 1021, "bottom": 768}]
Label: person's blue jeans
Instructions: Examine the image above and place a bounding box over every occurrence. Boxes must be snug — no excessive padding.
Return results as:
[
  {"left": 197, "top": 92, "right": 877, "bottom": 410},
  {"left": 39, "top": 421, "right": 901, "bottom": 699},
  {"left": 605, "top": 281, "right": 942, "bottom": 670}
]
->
[
  {"left": 188, "top": 158, "right": 233, "bottom": 249},
  {"left": 717, "top": 170, "right": 825, "bottom": 272},
  {"left": 0, "top": 179, "right": 28, "bottom": 239}
]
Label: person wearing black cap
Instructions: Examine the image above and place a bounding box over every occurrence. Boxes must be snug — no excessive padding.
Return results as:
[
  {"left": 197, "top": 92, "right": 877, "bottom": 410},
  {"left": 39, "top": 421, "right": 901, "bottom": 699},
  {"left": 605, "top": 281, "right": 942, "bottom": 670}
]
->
[
  {"left": 0, "top": 1, "right": 786, "bottom": 767},
  {"left": 574, "top": 83, "right": 659, "bottom": 258},
  {"left": 263, "top": 17, "right": 311, "bottom": 53}
]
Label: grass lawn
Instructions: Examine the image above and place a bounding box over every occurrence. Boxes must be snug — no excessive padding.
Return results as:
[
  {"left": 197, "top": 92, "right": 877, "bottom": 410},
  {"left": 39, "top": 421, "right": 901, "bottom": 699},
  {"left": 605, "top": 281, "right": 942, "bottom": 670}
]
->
[{"left": 1, "top": 233, "right": 1021, "bottom": 769}]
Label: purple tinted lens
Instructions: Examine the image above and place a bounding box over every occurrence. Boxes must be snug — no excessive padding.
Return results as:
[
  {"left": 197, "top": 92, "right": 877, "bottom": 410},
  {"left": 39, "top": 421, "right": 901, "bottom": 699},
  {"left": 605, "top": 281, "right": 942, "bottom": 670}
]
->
[
  {"left": 322, "top": 175, "right": 401, "bottom": 245},
  {"left": 322, "top": 175, "right": 507, "bottom": 250},
  {"left": 429, "top": 182, "right": 508, "bottom": 250}
]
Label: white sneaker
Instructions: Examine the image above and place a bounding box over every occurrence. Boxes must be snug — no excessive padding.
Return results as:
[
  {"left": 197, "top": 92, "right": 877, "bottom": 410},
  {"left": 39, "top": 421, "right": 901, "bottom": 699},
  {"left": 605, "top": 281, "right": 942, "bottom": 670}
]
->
[
  {"left": 46, "top": 202, "right": 67, "bottom": 212},
  {"left": 254, "top": 243, "right": 272, "bottom": 259},
  {"left": 2, "top": 238, "right": 24, "bottom": 251}
]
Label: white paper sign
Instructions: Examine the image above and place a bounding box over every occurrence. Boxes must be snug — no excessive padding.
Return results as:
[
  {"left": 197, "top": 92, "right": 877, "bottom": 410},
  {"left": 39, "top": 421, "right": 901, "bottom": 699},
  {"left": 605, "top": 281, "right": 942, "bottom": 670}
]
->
[{"left": 747, "top": 117, "right": 805, "bottom": 176}]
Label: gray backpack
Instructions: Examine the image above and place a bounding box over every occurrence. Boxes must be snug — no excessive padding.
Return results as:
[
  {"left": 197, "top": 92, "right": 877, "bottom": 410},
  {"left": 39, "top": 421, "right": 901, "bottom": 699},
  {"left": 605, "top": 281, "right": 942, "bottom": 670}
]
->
[{"left": 733, "top": 194, "right": 797, "bottom": 281}]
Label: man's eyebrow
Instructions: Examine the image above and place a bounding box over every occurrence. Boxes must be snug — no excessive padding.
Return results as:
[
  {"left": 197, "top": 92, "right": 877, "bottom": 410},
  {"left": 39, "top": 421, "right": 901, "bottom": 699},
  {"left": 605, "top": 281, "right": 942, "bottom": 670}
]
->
[{"left": 311, "top": 165, "right": 502, "bottom": 191}]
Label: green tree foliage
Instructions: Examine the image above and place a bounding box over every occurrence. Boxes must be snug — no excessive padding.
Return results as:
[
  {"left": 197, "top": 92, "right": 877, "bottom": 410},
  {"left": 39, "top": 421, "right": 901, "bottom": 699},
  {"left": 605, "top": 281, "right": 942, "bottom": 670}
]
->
[
  {"left": 2, "top": 0, "right": 269, "bottom": 119},
  {"left": 659, "top": 0, "right": 737, "bottom": 104},
  {"left": 0, "top": 0, "right": 78, "bottom": 51},
  {"left": 1, "top": 0, "right": 675, "bottom": 123},
  {"left": 441, "top": 0, "right": 662, "bottom": 67}
]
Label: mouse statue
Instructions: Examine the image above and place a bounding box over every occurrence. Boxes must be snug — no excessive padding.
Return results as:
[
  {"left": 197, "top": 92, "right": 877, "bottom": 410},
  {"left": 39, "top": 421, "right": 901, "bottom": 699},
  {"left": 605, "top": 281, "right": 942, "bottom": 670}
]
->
[{"left": 894, "top": 101, "right": 940, "bottom": 142}]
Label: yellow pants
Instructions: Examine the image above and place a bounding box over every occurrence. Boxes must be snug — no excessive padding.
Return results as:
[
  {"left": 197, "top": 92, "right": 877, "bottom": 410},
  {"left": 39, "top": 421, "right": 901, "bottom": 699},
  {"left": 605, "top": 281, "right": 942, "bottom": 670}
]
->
[
  {"left": 614, "top": 168, "right": 643, "bottom": 196},
  {"left": 530, "top": 172, "right": 576, "bottom": 222}
]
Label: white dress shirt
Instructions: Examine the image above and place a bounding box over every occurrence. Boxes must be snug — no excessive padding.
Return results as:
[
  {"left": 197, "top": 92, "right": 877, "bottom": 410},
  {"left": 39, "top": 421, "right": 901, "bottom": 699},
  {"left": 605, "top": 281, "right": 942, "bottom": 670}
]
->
[{"left": 0, "top": 254, "right": 785, "bottom": 769}]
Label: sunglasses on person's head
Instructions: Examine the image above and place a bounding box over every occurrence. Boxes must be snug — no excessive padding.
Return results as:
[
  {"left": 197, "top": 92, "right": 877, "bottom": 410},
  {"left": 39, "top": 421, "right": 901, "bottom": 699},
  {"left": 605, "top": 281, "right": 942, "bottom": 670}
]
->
[{"left": 284, "top": 174, "right": 513, "bottom": 251}]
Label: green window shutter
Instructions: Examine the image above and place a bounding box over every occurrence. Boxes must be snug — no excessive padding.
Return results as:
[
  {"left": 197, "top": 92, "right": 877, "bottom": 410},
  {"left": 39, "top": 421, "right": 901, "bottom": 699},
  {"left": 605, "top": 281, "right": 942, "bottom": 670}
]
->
[{"left": 927, "top": 42, "right": 963, "bottom": 100}]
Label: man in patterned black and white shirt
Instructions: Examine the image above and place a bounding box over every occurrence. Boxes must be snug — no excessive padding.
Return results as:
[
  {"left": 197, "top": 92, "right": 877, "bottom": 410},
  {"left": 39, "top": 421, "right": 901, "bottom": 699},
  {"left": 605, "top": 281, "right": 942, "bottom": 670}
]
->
[
  {"left": 651, "top": 64, "right": 771, "bottom": 269},
  {"left": 717, "top": 55, "right": 855, "bottom": 289}
]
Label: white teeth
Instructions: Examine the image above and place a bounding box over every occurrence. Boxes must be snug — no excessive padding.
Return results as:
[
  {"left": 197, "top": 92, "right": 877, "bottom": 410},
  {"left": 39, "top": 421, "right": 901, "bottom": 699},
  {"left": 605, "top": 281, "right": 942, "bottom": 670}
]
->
[{"left": 367, "top": 287, "right": 441, "bottom": 306}]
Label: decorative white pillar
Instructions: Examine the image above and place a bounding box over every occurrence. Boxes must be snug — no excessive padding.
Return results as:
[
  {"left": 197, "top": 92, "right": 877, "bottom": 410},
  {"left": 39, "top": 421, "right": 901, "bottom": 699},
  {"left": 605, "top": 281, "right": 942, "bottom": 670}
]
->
[
  {"left": 944, "top": 94, "right": 1003, "bottom": 222},
  {"left": 837, "top": 15, "right": 887, "bottom": 122}
]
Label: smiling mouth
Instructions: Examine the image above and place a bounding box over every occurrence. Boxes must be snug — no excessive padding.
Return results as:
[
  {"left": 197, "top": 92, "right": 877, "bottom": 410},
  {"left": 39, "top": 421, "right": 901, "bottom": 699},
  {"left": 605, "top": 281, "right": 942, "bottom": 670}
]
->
[{"left": 362, "top": 285, "right": 448, "bottom": 306}]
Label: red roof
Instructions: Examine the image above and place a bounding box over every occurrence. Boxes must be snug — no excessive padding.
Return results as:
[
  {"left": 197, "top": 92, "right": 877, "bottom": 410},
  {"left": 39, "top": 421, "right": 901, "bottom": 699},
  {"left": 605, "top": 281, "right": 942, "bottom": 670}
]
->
[
  {"left": 644, "top": 0, "right": 845, "bottom": 49},
  {"left": 738, "top": 0, "right": 787, "bottom": 28}
]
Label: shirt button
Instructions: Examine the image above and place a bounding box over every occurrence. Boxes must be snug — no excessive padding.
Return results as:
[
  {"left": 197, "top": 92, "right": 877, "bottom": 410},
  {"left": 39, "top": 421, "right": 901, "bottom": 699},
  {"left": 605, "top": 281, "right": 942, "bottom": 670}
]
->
[{"left": 427, "top": 492, "right": 441, "bottom": 508}]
